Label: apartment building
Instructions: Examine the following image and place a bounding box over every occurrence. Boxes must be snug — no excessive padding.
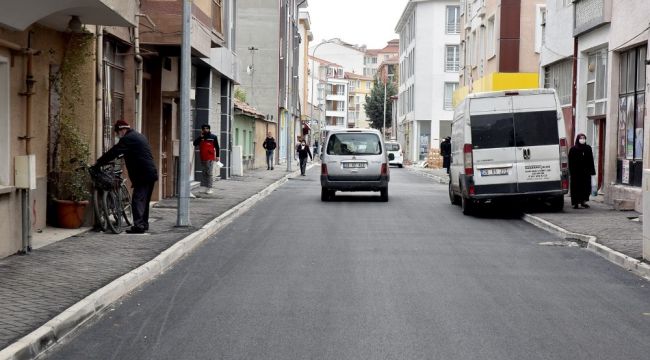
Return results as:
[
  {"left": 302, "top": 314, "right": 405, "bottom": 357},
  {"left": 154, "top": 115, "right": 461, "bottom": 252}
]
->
[
  {"left": 364, "top": 39, "right": 400, "bottom": 77},
  {"left": 395, "top": 0, "right": 460, "bottom": 162},
  {"left": 455, "top": 0, "right": 545, "bottom": 105},
  {"left": 309, "top": 56, "right": 349, "bottom": 129},
  {"left": 345, "top": 72, "right": 373, "bottom": 128}
]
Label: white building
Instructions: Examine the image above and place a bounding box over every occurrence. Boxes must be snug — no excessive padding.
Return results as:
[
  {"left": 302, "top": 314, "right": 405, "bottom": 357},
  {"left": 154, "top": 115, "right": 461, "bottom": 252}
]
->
[
  {"left": 310, "top": 38, "right": 366, "bottom": 75},
  {"left": 395, "top": 0, "right": 460, "bottom": 162},
  {"left": 308, "top": 56, "right": 349, "bottom": 129}
]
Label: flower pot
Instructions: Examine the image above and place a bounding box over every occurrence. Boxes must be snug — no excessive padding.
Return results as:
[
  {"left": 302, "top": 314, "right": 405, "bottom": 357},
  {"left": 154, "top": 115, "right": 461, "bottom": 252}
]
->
[{"left": 54, "top": 199, "right": 89, "bottom": 229}]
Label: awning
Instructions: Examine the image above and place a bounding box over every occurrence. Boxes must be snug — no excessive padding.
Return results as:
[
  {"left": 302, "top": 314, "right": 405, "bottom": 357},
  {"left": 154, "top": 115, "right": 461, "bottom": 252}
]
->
[{"left": 0, "top": 0, "right": 136, "bottom": 32}]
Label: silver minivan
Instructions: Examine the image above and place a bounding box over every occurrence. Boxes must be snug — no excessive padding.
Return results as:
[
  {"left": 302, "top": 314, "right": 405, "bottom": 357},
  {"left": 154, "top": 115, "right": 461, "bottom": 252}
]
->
[{"left": 320, "top": 129, "right": 390, "bottom": 201}]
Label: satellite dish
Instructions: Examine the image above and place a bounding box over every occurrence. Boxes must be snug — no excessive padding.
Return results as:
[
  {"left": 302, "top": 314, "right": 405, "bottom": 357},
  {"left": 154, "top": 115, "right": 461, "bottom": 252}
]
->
[{"left": 246, "top": 65, "right": 253, "bottom": 75}]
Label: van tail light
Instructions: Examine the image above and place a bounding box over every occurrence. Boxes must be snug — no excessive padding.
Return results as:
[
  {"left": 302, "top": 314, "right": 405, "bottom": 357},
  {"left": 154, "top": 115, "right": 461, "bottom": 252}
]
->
[
  {"left": 463, "top": 144, "right": 474, "bottom": 176},
  {"left": 381, "top": 163, "right": 389, "bottom": 176},
  {"left": 559, "top": 138, "right": 568, "bottom": 170},
  {"left": 321, "top": 163, "right": 328, "bottom": 176},
  {"left": 562, "top": 178, "right": 569, "bottom": 190},
  {"left": 469, "top": 184, "right": 476, "bottom": 196}
]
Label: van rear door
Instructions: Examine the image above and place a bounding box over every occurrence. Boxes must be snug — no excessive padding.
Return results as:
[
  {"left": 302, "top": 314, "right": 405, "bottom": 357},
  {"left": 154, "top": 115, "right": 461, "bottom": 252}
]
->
[
  {"left": 469, "top": 96, "right": 518, "bottom": 191},
  {"left": 511, "top": 94, "right": 562, "bottom": 191}
]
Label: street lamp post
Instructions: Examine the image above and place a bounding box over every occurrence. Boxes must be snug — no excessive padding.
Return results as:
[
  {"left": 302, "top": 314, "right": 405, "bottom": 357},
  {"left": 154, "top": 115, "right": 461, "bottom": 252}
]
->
[{"left": 310, "top": 40, "right": 334, "bottom": 145}]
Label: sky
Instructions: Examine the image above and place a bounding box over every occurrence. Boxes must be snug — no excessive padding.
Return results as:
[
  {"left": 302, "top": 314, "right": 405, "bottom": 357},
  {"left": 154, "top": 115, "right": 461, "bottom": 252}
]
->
[{"left": 306, "top": 0, "right": 410, "bottom": 49}]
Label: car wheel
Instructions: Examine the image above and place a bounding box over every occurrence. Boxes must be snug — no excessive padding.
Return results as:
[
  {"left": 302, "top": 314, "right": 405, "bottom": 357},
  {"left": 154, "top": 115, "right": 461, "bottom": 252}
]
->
[
  {"left": 449, "top": 181, "right": 460, "bottom": 205},
  {"left": 380, "top": 187, "right": 389, "bottom": 202},
  {"left": 321, "top": 187, "right": 330, "bottom": 201},
  {"left": 548, "top": 195, "right": 564, "bottom": 212},
  {"left": 461, "top": 195, "right": 475, "bottom": 215}
]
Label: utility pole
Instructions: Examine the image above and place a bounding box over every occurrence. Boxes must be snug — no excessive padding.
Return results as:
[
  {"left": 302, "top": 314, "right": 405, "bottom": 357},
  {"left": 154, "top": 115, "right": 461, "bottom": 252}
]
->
[
  {"left": 177, "top": 0, "right": 191, "bottom": 227},
  {"left": 248, "top": 46, "right": 258, "bottom": 106}
]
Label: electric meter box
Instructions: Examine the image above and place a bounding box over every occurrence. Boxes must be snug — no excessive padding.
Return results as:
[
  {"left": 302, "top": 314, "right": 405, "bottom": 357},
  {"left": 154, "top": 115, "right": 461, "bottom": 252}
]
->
[{"left": 15, "top": 155, "right": 36, "bottom": 190}]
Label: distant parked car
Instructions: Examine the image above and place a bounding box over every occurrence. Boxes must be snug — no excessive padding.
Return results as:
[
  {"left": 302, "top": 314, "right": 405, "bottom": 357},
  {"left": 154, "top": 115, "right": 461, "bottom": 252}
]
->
[
  {"left": 385, "top": 141, "right": 403, "bottom": 168},
  {"left": 320, "top": 128, "right": 390, "bottom": 202}
]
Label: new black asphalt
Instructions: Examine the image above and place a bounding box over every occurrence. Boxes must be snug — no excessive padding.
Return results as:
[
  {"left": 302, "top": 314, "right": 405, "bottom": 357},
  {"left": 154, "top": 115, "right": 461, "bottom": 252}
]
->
[{"left": 45, "top": 168, "right": 650, "bottom": 360}]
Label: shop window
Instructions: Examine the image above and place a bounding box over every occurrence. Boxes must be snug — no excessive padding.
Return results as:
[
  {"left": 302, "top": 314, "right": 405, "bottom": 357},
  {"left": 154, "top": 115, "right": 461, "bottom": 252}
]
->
[
  {"left": 0, "top": 57, "right": 8, "bottom": 185},
  {"left": 617, "top": 46, "right": 646, "bottom": 186}
]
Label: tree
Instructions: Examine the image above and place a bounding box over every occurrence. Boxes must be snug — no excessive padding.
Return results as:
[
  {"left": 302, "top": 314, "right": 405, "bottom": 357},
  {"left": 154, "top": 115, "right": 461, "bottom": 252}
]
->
[
  {"left": 234, "top": 87, "right": 247, "bottom": 103},
  {"left": 363, "top": 76, "right": 398, "bottom": 132}
]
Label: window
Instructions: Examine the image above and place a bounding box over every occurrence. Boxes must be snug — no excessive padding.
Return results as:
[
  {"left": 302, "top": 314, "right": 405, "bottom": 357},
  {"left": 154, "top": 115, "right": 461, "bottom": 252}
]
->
[
  {"left": 487, "top": 16, "right": 495, "bottom": 57},
  {"left": 445, "top": 45, "right": 460, "bottom": 72},
  {"left": 103, "top": 39, "right": 127, "bottom": 152},
  {"left": 446, "top": 6, "right": 460, "bottom": 34},
  {"left": 326, "top": 133, "right": 382, "bottom": 155},
  {"left": 544, "top": 59, "right": 572, "bottom": 106},
  {"left": 444, "top": 82, "right": 458, "bottom": 110},
  {"left": 586, "top": 49, "right": 608, "bottom": 117},
  {"left": 514, "top": 111, "right": 559, "bottom": 146},
  {"left": 618, "top": 46, "right": 646, "bottom": 162},
  {"left": 471, "top": 114, "right": 515, "bottom": 149},
  {"left": 212, "top": 0, "right": 223, "bottom": 34}
]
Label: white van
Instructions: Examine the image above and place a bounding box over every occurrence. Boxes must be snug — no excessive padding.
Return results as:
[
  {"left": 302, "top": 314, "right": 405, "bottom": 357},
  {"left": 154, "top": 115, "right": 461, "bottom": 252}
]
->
[{"left": 448, "top": 89, "right": 569, "bottom": 215}]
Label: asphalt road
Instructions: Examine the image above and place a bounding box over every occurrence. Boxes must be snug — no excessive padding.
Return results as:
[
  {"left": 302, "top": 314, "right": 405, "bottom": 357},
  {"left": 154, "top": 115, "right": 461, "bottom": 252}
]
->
[{"left": 45, "top": 168, "right": 650, "bottom": 360}]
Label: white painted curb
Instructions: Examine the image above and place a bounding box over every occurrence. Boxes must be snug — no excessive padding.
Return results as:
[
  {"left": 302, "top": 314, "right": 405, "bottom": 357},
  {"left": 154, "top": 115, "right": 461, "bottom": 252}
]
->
[
  {"left": 523, "top": 214, "right": 650, "bottom": 281},
  {"left": 0, "top": 168, "right": 305, "bottom": 360},
  {"left": 406, "top": 166, "right": 448, "bottom": 184}
]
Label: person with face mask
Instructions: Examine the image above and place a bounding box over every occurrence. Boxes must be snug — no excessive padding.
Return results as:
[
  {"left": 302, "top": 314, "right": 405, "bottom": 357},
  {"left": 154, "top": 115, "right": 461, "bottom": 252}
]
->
[
  {"left": 295, "top": 139, "right": 313, "bottom": 176},
  {"left": 568, "top": 133, "right": 596, "bottom": 209},
  {"left": 94, "top": 120, "right": 158, "bottom": 233}
]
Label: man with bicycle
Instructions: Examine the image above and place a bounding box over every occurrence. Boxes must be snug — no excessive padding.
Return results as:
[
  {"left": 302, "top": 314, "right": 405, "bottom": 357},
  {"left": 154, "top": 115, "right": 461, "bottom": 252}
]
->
[{"left": 94, "top": 120, "right": 158, "bottom": 234}]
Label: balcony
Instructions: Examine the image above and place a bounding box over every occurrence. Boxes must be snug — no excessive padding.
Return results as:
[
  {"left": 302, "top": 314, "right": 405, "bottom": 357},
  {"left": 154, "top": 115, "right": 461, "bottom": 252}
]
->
[
  {"left": 573, "top": 0, "right": 611, "bottom": 36},
  {"left": 0, "top": 0, "right": 137, "bottom": 31}
]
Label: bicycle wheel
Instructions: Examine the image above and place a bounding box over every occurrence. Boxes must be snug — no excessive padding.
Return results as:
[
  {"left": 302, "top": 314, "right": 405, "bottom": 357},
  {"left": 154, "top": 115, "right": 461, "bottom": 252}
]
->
[
  {"left": 93, "top": 190, "right": 107, "bottom": 231},
  {"left": 119, "top": 183, "right": 133, "bottom": 226},
  {"left": 103, "top": 190, "right": 123, "bottom": 234}
]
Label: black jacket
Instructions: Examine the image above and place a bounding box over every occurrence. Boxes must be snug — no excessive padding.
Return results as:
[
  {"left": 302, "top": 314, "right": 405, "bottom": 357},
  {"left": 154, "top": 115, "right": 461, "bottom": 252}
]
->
[
  {"left": 96, "top": 129, "right": 158, "bottom": 185},
  {"left": 296, "top": 143, "right": 312, "bottom": 160},
  {"left": 263, "top": 137, "right": 277, "bottom": 150},
  {"left": 440, "top": 139, "right": 451, "bottom": 157}
]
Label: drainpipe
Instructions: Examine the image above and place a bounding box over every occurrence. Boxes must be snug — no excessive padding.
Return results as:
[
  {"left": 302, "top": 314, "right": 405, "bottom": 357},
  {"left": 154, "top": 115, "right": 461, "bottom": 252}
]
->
[
  {"left": 134, "top": 23, "right": 143, "bottom": 132},
  {"left": 96, "top": 25, "right": 104, "bottom": 157},
  {"left": 571, "top": 36, "right": 578, "bottom": 146}
]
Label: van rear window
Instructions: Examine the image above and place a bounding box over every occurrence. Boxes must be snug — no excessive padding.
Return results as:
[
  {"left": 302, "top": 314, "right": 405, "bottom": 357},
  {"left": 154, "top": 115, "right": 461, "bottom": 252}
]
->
[
  {"left": 470, "top": 113, "right": 515, "bottom": 149},
  {"left": 327, "top": 133, "right": 382, "bottom": 155},
  {"left": 385, "top": 143, "right": 400, "bottom": 151},
  {"left": 514, "top": 111, "right": 559, "bottom": 146}
]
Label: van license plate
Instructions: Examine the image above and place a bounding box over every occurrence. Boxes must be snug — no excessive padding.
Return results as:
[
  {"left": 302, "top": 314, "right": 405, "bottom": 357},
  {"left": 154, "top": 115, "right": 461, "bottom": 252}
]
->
[
  {"left": 343, "top": 162, "right": 366, "bottom": 169},
  {"left": 480, "top": 168, "right": 509, "bottom": 176}
]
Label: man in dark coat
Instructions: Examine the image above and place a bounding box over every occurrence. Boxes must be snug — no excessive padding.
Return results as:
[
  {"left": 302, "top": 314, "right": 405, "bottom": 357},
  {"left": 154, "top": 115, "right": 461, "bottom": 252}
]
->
[
  {"left": 262, "top": 132, "right": 277, "bottom": 170},
  {"left": 441, "top": 136, "right": 451, "bottom": 174},
  {"left": 568, "top": 133, "right": 596, "bottom": 209},
  {"left": 95, "top": 120, "right": 158, "bottom": 233},
  {"left": 295, "top": 139, "right": 313, "bottom": 176},
  {"left": 193, "top": 124, "right": 220, "bottom": 194}
]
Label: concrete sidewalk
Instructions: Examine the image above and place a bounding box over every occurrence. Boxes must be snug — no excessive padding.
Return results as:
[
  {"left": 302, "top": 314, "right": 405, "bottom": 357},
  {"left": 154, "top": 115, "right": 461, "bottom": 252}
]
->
[
  {"left": 407, "top": 165, "right": 649, "bottom": 279},
  {"left": 0, "top": 166, "right": 299, "bottom": 358}
]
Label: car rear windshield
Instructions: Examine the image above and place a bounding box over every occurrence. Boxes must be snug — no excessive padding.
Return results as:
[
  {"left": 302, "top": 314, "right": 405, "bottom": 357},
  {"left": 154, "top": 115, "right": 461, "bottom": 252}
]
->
[
  {"left": 327, "top": 133, "right": 382, "bottom": 155},
  {"left": 385, "top": 143, "right": 400, "bottom": 151},
  {"left": 470, "top": 111, "right": 558, "bottom": 149}
]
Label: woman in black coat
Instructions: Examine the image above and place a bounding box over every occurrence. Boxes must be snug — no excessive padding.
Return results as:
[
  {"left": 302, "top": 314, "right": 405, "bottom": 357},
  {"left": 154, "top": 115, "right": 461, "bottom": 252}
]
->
[{"left": 568, "top": 133, "right": 596, "bottom": 209}]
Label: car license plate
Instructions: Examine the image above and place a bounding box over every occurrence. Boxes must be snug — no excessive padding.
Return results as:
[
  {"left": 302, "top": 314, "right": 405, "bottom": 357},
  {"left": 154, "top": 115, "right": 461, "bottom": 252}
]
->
[
  {"left": 343, "top": 162, "right": 366, "bottom": 169},
  {"left": 480, "top": 168, "right": 509, "bottom": 176}
]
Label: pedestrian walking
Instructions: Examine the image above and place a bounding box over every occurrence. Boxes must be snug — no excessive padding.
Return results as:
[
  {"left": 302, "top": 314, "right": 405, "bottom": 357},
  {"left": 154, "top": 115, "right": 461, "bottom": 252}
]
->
[
  {"left": 296, "top": 139, "right": 313, "bottom": 176},
  {"left": 441, "top": 136, "right": 451, "bottom": 174},
  {"left": 263, "top": 132, "right": 277, "bottom": 170},
  {"left": 569, "top": 133, "right": 596, "bottom": 209},
  {"left": 192, "top": 124, "right": 220, "bottom": 194},
  {"left": 313, "top": 140, "right": 319, "bottom": 156},
  {"left": 94, "top": 120, "right": 158, "bottom": 234}
]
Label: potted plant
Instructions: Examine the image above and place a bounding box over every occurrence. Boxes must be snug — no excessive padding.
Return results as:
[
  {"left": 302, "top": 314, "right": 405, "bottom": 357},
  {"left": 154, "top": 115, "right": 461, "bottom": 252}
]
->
[{"left": 48, "top": 33, "right": 93, "bottom": 228}]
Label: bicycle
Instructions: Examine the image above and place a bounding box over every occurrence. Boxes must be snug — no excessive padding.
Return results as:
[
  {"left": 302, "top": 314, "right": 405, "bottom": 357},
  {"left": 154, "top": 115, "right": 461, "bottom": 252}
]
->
[
  {"left": 115, "top": 167, "right": 133, "bottom": 227},
  {"left": 85, "top": 162, "right": 123, "bottom": 234}
]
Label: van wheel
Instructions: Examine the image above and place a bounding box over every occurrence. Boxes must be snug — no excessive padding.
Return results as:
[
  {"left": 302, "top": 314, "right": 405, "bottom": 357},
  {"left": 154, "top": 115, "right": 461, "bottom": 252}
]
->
[
  {"left": 548, "top": 196, "right": 564, "bottom": 212},
  {"left": 398, "top": 164, "right": 403, "bottom": 168},
  {"left": 321, "top": 188, "right": 331, "bottom": 201},
  {"left": 449, "top": 181, "right": 460, "bottom": 205},
  {"left": 461, "top": 196, "right": 475, "bottom": 215},
  {"left": 380, "top": 188, "right": 389, "bottom": 202}
]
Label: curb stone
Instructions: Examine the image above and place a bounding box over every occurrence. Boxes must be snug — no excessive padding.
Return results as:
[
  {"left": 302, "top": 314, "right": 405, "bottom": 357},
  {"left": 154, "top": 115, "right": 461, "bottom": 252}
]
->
[
  {"left": 406, "top": 167, "right": 448, "bottom": 184},
  {"left": 523, "top": 214, "right": 650, "bottom": 281},
  {"left": 0, "top": 167, "right": 307, "bottom": 360}
]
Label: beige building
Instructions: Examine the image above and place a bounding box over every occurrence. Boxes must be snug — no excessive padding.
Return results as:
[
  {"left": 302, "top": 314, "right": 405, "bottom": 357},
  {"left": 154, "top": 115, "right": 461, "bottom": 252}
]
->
[{"left": 455, "top": 0, "right": 545, "bottom": 104}]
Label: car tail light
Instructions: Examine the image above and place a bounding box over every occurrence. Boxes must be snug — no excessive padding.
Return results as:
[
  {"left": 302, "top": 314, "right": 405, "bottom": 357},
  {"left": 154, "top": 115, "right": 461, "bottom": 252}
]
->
[
  {"left": 381, "top": 163, "right": 389, "bottom": 176},
  {"left": 463, "top": 144, "right": 473, "bottom": 176},
  {"left": 321, "top": 163, "right": 328, "bottom": 176},
  {"left": 562, "top": 178, "right": 569, "bottom": 190},
  {"left": 469, "top": 184, "right": 475, "bottom": 196},
  {"left": 559, "top": 138, "right": 568, "bottom": 170}
]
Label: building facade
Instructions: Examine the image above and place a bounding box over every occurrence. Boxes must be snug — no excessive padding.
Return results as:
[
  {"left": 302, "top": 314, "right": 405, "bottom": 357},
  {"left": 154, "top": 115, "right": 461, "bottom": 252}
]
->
[
  {"left": 396, "top": 0, "right": 460, "bottom": 162},
  {"left": 345, "top": 72, "right": 373, "bottom": 128}
]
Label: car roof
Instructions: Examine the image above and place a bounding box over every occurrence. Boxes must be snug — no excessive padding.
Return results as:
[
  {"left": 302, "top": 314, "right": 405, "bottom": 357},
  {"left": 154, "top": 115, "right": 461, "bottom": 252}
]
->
[{"left": 328, "top": 128, "right": 382, "bottom": 135}]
